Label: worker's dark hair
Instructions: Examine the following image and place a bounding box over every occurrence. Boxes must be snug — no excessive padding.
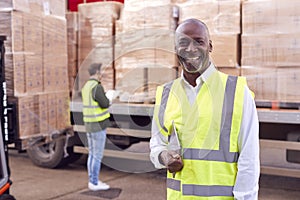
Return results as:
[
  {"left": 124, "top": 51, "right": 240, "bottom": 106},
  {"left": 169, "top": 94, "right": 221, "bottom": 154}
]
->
[{"left": 88, "top": 63, "right": 101, "bottom": 76}]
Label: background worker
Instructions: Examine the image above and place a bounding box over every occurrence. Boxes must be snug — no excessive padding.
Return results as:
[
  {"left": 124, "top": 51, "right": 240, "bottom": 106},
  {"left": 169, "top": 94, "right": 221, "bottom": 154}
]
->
[
  {"left": 150, "top": 18, "right": 260, "bottom": 199},
  {"left": 81, "top": 63, "right": 112, "bottom": 191}
]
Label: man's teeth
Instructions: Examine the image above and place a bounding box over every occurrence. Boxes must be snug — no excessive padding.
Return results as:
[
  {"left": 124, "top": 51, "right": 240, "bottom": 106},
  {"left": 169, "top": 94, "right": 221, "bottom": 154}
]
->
[{"left": 187, "top": 57, "right": 199, "bottom": 61}]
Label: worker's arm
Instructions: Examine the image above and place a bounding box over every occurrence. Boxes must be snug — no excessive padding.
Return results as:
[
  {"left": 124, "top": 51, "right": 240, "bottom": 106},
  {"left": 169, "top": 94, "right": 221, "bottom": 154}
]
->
[
  {"left": 233, "top": 86, "right": 260, "bottom": 200},
  {"left": 149, "top": 121, "right": 168, "bottom": 169},
  {"left": 92, "top": 84, "right": 110, "bottom": 108}
]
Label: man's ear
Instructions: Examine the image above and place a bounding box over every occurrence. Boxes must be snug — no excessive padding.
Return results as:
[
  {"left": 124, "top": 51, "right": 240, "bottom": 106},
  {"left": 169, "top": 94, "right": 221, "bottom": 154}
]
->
[{"left": 209, "top": 40, "right": 213, "bottom": 52}]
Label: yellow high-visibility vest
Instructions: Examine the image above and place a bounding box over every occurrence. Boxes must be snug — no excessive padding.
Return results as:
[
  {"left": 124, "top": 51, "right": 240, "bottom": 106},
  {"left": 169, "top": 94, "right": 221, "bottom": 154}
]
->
[
  {"left": 153, "top": 71, "right": 247, "bottom": 199},
  {"left": 81, "top": 80, "right": 110, "bottom": 123}
]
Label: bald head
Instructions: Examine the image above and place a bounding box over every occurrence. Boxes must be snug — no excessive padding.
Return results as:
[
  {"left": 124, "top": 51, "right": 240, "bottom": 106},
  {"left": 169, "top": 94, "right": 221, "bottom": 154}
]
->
[{"left": 176, "top": 19, "right": 210, "bottom": 39}]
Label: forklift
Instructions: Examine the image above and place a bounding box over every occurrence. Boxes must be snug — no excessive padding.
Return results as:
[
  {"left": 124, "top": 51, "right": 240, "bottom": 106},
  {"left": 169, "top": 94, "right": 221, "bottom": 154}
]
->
[{"left": 0, "top": 36, "right": 15, "bottom": 199}]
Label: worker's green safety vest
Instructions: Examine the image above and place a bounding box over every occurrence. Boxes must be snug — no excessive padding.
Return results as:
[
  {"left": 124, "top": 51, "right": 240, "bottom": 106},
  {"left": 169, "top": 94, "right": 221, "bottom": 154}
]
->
[
  {"left": 81, "top": 80, "right": 110, "bottom": 123},
  {"left": 153, "top": 71, "right": 247, "bottom": 199}
]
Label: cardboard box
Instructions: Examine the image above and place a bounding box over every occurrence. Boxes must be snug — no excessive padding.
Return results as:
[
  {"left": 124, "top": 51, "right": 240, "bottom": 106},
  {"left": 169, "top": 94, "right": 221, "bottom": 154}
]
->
[
  {"left": 241, "top": 66, "right": 278, "bottom": 101},
  {"left": 56, "top": 92, "right": 71, "bottom": 130},
  {"left": 28, "top": 0, "right": 44, "bottom": 16},
  {"left": 23, "top": 12, "right": 42, "bottom": 54},
  {"left": 5, "top": 52, "right": 25, "bottom": 97},
  {"left": 78, "top": 47, "right": 113, "bottom": 90},
  {"left": 179, "top": 2, "right": 218, "bottom": 32},
  {"left": 155, "top": 49, "right": 177, "bottom": 68},
  {"left": 215, "top": 0, "right": 241, "bottom": 34},
  {"left": 43, "top": 63, "right": 55, "bottom": 92},
  {"left": 17, "top": 95, "right": 38, "bottom": 138},
  {"left": 276, "top": 34, "right": 300, "bottom": 67},
  {"left": 242, "top": 0, "right": 277, "bottom": 35},
  {"left": 277, "top": 1, "right": 300, "bottom": 33},
  {"left": 277, "top": 67, "right": 300, "bottom": 102},
  {"left": 78, "top": 2, "right": 122, "bottom": 62},
  {"left": 43, "top": 15, "right": 68, "bottom": 92},
  {"left": 43, "top": 15, "right": 67, "bottom": 55},
  {"left": 0, "top": 11, "right": 23, "bottom": 53},
  {"left": 25, "top": 53, "right": 43, "bottom": 94},
  {"left": 211, "top": 34, "right": 240, "bottom": 67},
  {"left": 0, "top": 0, "right": 30, "bottom": 12},
  {"left": 47, "top": 93, "right": 57, "bottom": 130},
  {"left": 122, "top": 5, "right": 175, "bottom": 31},
  {"left": 242, "top": 34, "right": 300, "bottom": 67},
  {"left": 243, "top": 0, "right": 300, "bottom": 34},
  {"left": 47, "top": 0, "right": 66, "bottom": 17},
  {"left": 241, "top": 34, "right": 277, "bottom": 67},
  {"left": 115, "top": 49, "right": 156, "bottom": 69},
  {"left": 116, "top": 67, "right": 176, "bottom": 102},
  {"left": 36, "top": 94, "right": 49, "bottom": 133}
]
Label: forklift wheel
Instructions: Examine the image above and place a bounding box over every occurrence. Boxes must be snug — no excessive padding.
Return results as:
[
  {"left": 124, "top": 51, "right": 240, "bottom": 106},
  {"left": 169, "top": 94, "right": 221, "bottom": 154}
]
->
[{"left": 0, "top": 194, "right": 16, "bottom": 200}]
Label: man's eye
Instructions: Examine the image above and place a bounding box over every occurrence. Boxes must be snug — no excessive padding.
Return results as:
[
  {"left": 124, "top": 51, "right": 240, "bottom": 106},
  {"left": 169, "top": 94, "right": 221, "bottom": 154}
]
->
[
  {"left": 193, "top": 40, "right": 203, "bottom": 46},
  {"left": 179, "top": 40, "right": 189, "bottom": 46}
]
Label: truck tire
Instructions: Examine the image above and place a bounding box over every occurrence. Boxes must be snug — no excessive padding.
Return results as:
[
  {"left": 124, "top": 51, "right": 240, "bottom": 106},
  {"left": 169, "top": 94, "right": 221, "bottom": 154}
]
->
[{"left": 27, "top": 138, "right": 70, "bottom": 168}]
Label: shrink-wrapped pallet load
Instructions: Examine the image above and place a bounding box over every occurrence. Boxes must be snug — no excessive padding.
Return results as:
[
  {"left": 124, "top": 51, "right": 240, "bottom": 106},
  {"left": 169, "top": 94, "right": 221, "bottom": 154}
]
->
[
  {"left": 115, "top": 0, "right": 178, "bottom": 102},
  {"left": 0, "top": 0, "right": 70, "bottom": 138},
  {"left": 178, "top": 0, "right": 241, "bottom": 68},
  {"left": 77, "top": 2, "right": 123, "bottom": 91},
  {"left": 66, "top": 12, "right": 78, "bottom": 92},
  {"left": 241, "top": 0, "right": 300, "bottom": 102}
]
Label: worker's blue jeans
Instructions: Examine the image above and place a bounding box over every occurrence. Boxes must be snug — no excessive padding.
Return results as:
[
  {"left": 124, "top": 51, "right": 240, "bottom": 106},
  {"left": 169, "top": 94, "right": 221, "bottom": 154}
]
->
[{"left": 87, "top": 130, "right": 106, "bottom": 185}]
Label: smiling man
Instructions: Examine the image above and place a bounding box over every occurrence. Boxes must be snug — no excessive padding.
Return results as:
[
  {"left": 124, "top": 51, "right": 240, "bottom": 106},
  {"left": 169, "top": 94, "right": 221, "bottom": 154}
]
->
[{"left": 150, "top": 18, "right": 260, "bottom": 200}]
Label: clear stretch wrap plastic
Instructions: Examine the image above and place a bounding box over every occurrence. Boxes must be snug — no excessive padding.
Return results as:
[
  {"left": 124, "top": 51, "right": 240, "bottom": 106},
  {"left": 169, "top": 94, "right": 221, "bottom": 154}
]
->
[
  {"left": 0, "top": 11, "right": 23, "bottom": 53},
  {"left": 66, "top": 12, "right": 78, "bottom": 92},
  {"left": 241, "top": 0, "right": 300, "bottom": 103},
  {"left": 122, "top": 2, "right": 176, "bottom": 32},
  {"left": 43, "top": 15, "right": 68, "bottom": 92},
  {"left": 0, "top": 0, "right": 70, "bottom": 137},
  {"left": 178, "top": 0, "right": 241, "bottom": 34},
  {"left": 114, "top": 0, "right": 178, "bottom": 102},
  {"left": 77, "top": 2, "right": 123, "bottom": 92},
  {"left": 177, "top": 0, "right": 241, "bottom": 67},
  {"left": 0, "top": 0, "right": 30, "bottom": 12}
]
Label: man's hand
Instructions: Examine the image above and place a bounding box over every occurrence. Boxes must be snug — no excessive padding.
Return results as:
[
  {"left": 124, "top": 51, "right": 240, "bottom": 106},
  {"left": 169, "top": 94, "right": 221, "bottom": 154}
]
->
[
  {"left": 159, "top": 150, "right": 183, "bottom": 173},
  {"left": 105, "top": 90, "right": 120, "bottom": 102}
]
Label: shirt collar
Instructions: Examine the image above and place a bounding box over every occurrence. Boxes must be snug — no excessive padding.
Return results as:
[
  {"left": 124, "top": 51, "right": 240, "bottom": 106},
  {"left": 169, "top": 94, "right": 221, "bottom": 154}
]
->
[
  {"left": 89, "top": 78, "right": 100, "bottom": 83},
  {"left": 180, "top": 62, "right": 217, "bottom": 87}
]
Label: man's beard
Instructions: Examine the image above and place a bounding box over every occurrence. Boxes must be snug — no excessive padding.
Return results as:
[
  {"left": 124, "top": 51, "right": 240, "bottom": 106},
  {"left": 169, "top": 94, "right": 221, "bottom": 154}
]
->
[{"left": 177, "top": 49, "right": 209, "bottom": 73}]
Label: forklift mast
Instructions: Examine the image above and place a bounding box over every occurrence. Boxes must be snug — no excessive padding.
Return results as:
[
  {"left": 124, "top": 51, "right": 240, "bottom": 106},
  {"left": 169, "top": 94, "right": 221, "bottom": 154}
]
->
[{"left": 0, "top": 35, "right": 11, "bottom": 195}]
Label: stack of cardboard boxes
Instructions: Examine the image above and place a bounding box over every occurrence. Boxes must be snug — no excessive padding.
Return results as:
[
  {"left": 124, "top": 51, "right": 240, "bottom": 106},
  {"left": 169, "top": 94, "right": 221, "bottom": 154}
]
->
[
  {"left": 0, "top": 0, "right": 70, "bottom": 138},
  {"left": 77, "top": 2, "right": 123, "bottom": 92},
  {"left": 115, "top": 0, "right": 178, "bottom": 102},
  {"left": 66, "top": 12, "right": 78, "bottom": 92},
  {"left": 66, "top": 0, "right": 299, "bottom": 104},
  {"left": 242, "top": 0, "right": 300, "bottom": 102},
  {"left": 178, "top": 0, "right": 241, "bottom": 76}
]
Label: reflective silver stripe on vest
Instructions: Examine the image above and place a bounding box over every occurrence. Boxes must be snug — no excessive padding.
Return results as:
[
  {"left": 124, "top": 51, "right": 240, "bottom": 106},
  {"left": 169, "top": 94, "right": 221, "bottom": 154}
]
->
[
  {"left": 83, "top": 110, "right": 109, "bottom": 119},
  {"left": 220, "top": 75, "right": 238, "bottom": 156},
  {"left": 183, "top": 148, "right": 238, "bottom": 163},
  {"left": 158, "top": 81, "right": 174, "bottom": 133},
  {"left": 83, "top": 105, "right": 100, "bottom": 108},
  {"left": 167, "top": 180, "right": 233, "bottom": 197},
  {"left": 167, "top": 178, "right": 181, "bottom": 191},
  {"left": 182, "top": 184, "right": 234, "bottom": 197},
  {"left": 183, "top": 75, "right": 238, "bottom": 163}
]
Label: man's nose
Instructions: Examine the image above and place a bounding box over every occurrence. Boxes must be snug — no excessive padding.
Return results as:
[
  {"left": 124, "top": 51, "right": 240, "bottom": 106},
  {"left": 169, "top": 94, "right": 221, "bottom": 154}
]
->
[{"left": 186, "top": 41, "right": 196, "bottom": 52}]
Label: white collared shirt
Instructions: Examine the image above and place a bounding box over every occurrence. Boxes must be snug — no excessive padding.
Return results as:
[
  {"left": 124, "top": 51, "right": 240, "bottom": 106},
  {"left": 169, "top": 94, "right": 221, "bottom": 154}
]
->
[{"left": 150, "top": 63, "right": 260, "bottom": 200}]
